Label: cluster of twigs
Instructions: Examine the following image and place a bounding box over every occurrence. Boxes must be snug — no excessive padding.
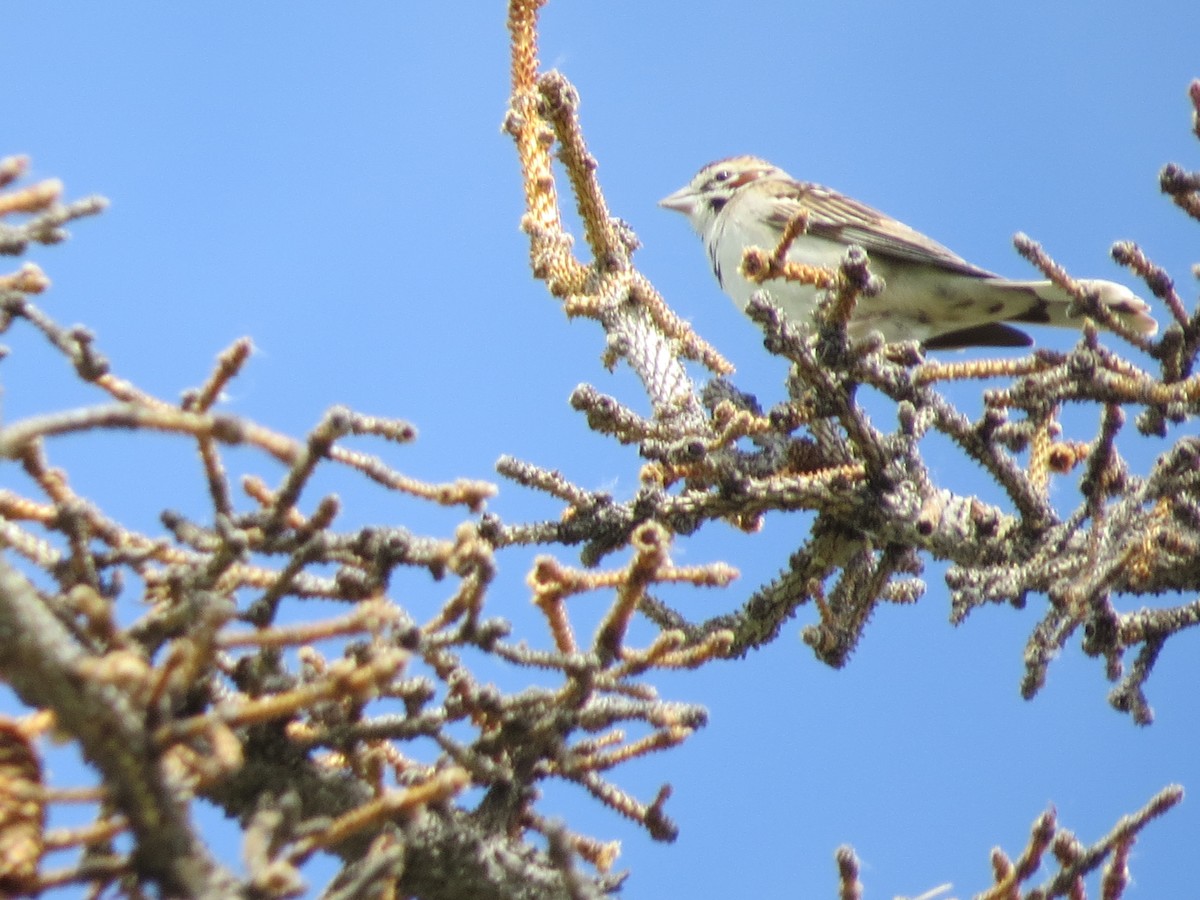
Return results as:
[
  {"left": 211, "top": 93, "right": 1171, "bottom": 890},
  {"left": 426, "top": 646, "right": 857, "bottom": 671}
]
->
[
  {"left": 0, "top": 148, "right": 735, "bottom": 896},
  {"left": 836, "top": 784, "right": 1182, "bottom": 899},
  {"left": 0, "top": 0, "right": 1194, "bottom": 894},
  {"left": 502, "top": 1, "right": 1200, "bottom": 724},
  {"left": 500, "top": 0, "right": 1196, "bottom": 895}
]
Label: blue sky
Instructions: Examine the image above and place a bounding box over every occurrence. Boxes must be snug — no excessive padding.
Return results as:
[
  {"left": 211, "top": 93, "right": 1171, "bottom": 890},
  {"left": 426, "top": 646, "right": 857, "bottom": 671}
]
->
[{"left": 3, "top": 3, "right": 1199, "bottom": 897}]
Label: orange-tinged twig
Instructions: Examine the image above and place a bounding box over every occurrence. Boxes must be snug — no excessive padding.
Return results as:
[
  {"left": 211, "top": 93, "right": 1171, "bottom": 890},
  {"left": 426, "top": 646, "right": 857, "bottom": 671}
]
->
[
  {"left": 741, "top": 248, "right": 838, "bottom": 292},
  {"left": 0, "top": 262, "right": 50, "bottom": 293},
  {"left": 297, "top": 767, "right": 470, "bottom": 853},
  {"left": 219, "top": 599, "right": 400, "bottom": 648},
  {"left": 183, "top": 338, "right": 254, "bottom": 413},
  {"left": 914, "top": 355, "right": 1052, "bottom": 385},
  {"left": 0, "top": 178, "right": 62, "bottom": 216},
  {"left": 0, "top": 155, "right": 30, "bottom": 189},
  {"left": 156, "top": 648, "right": 408, "bottom": 746},
  {"left": 0, "top": 719, "right": 43, "bottom": 891}
]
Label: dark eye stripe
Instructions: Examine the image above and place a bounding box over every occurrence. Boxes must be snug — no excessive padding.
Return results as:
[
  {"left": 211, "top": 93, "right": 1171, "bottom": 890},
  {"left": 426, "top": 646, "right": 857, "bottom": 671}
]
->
[{"left": 708, "top": 169, "right": 758, "bottom": 192}]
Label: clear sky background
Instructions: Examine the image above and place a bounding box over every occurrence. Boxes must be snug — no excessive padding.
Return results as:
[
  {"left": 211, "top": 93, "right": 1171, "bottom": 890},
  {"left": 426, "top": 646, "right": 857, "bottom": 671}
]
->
[{"left": 3, "top": 3, "right": 1199, "bottom": 897}]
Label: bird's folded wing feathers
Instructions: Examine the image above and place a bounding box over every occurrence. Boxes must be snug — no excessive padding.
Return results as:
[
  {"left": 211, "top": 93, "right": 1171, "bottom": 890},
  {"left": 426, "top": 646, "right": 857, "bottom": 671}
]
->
[{"left": 761, "top": 180, "right": 998, "bottom": 278}]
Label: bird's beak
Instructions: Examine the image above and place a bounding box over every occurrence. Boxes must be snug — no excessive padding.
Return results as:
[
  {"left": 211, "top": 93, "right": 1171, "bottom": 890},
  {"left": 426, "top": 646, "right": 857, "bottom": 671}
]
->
[{"left": 658, "top": 185, "right": 696, "bottom": 215}]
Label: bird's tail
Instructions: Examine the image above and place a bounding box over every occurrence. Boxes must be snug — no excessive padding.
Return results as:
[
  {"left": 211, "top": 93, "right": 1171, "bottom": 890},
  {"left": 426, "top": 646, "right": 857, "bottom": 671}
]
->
[{"left": 1001, "top": 279, "right": 1158, "bottom": 336}]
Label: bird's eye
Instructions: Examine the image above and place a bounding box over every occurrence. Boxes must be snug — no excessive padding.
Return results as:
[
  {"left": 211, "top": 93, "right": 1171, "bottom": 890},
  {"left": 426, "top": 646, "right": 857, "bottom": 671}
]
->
[{"left": 712, "top": 169, "right": 732, "bottom": 183}]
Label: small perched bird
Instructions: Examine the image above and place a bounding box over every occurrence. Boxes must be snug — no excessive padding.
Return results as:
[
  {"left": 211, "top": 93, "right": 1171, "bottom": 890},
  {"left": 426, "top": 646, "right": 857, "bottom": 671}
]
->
[{"left": 660, "top": 156, "right": 1157, "bottom": 348}]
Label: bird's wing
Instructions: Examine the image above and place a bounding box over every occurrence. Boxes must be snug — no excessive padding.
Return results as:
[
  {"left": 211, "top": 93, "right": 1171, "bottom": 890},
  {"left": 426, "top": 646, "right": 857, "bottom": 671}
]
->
[{"left": 760, "top": 179, "right": 998, "bottom": 279}]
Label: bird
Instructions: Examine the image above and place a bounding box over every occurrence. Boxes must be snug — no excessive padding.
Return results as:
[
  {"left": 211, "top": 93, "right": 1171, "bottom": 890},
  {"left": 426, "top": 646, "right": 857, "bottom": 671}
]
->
[{"left": 659, "top": 156, "right": 1157, "bottom": 349}]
